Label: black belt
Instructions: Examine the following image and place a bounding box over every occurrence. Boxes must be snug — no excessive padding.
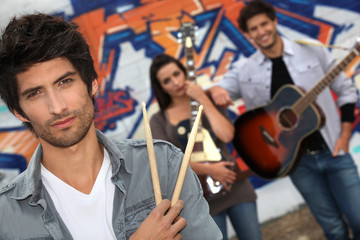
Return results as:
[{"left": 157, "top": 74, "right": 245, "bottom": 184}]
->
[
  {"left": 304, "top": 131, "right": 327, "bottom": 155},
  {"left": 305, "top": 148, "right": 322, "bottom": 155}
]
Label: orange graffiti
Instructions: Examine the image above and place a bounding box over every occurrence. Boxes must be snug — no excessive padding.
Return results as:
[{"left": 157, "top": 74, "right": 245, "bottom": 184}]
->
[{"left": 0, "top": 130, "right": 38, "bottom": 163}]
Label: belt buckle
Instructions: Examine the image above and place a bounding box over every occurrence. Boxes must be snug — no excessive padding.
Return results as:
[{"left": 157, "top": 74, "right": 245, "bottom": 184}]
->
[{"left": 306, "top": 149, "right": 320, "bottom": 155}]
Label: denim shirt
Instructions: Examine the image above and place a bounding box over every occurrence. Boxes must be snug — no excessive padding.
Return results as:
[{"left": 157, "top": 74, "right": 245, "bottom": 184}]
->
[
  {"left": 217, "top": 37, "right": 357, "bottom": 153},
  {"left": 0, "top": 129, "right": 222, "bottom": 239}
]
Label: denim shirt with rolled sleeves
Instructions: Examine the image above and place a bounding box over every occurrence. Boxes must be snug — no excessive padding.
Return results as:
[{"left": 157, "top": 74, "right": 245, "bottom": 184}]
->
[
  {"left": 0, "top": 129, "right": 222, "bottom": 240},
  {"left": 217, "top": 37, "right": 357, "bottom": 153}
]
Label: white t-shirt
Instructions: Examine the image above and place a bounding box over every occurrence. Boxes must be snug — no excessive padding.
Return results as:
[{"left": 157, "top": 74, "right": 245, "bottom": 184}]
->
[{"left": 41, "top": 149, "right": 116, "bottom": 239}]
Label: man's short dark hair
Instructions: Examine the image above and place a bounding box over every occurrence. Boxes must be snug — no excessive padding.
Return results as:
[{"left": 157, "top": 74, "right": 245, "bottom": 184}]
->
[
  {"left": 238, "top": 0, "right": 277, "bottom": 32},
  {"left": 0, "top": 13, "right": 98, "bottom": 131}
]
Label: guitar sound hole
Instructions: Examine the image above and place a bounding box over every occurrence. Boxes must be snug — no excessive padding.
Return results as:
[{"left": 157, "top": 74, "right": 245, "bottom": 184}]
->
[{"left": 279, "top": 108, "right": 297, "bottom": 129}]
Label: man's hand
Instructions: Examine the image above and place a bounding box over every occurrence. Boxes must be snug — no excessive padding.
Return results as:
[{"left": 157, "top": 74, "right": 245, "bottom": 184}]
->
[
  {"left": 208, "top": 86, "right": 233, "bottom": 107},
  {"left": 333, "top": 136, "right": 349, "bottom": 156},
  {"left": 130, "top": 199, "right": 187, "bottom": 240},
  {"left": 333, "top": 122, "right": 352, "bottom": 157}
]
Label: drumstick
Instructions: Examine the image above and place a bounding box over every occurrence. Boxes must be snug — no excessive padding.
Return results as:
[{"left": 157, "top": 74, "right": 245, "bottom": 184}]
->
[
  {"left": 171, "top": 105, "right": 203, "bottom": 206},
  {"left": 295, "top": 40, "right": 350, "bottom": 51},
  {"left": 142, "top": 102, "right": 162, "bottom": 205}
]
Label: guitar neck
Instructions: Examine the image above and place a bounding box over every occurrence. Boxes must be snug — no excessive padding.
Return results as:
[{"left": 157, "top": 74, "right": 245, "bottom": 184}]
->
[
  {"left": 292, "top": 46, "right": 360, "bottom": 115},
  {"left": 184, "top": 35, "right": 200, "bottom": 129}
]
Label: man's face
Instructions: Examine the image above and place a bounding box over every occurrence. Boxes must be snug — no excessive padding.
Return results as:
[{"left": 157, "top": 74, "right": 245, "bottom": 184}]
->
[
  {"left": 15, "top": 57, "right": 98, "bottom": 148},
  {"left": 246, "top": 13, "right": 279, "bottom": 50}
]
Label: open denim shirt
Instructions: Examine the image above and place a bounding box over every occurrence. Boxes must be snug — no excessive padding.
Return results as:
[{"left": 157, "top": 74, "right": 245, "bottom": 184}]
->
[{"left": 0, "top": 129, "right": 222, "bottom": 239}]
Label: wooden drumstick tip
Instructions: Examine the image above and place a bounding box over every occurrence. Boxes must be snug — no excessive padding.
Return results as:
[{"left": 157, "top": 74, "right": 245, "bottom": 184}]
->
[
  {"left": 171, "top": 104, "right": 203, "bottom": 206},
  {"left": 142, "top": 101, "right": 162, "bottom": 205}
]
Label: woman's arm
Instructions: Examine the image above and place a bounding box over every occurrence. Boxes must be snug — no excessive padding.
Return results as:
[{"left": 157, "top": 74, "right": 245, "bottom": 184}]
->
[{"left": 185, "top": 81, "right": 234, "bottom": 143}]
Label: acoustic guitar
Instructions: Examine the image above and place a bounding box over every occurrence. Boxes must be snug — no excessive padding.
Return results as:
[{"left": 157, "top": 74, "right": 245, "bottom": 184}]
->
[{"left": 232, "top": 41, "right": 360, "bottom": 179}]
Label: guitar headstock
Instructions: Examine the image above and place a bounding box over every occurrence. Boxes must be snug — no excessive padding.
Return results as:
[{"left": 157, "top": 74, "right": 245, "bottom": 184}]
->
[{"left": 178, "top": 22, "right": 196, "bottom": 49}]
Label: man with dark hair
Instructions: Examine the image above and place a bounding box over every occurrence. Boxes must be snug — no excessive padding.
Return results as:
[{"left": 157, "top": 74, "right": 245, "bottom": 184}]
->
[
  {"left": 0, "top": 13, "right": 222, "bottom": 239},
  {"left": 208, "top": 0, "right": 360, "bottom": 239}
]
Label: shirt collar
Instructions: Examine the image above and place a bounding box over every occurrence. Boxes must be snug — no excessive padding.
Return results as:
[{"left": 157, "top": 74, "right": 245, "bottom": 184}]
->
[
  {"left": 8, "top": 129, "right": 130, "bottom": 203},
  {"left": 9, "top": 144, "right": 44, "bottom": 204},
  {"left": 252, "top": 36, "right": 295, "bottom": 65},
  {"left": 282, "top": 37, "right": 295, "bottom": 56},
  {"left": 95, "top": 129, "right": 131, "bottom": 177}
]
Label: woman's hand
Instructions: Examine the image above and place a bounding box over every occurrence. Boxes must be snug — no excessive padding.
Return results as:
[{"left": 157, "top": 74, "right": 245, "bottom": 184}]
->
[
  {"left": 208, "top": 162, "right": 237, "bottom": 191},
  {"left": 184, "top": 80, "right": 205, "bottom": 101}
]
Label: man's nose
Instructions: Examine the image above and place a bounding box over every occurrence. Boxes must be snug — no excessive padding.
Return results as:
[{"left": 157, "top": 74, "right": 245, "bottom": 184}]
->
[{"left": 47, "top": 91, "right": 67, "bottom": 115}]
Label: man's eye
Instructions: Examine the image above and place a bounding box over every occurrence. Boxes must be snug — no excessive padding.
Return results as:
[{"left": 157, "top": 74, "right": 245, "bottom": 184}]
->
[
  {"left": 27, "top": 90, "right": 40, "bottom": 99},
  {"left": 59, "top": 78, "right": 73, "bottom": 85}
]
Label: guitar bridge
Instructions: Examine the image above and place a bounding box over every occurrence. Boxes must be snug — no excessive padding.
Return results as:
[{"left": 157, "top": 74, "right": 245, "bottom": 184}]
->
[{"left": 260, "top": 126, "right": 279, "bottom": 148}]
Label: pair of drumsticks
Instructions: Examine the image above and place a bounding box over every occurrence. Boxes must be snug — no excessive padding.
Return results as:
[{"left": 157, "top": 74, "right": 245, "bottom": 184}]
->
[{"left": 142, "top": 102, "right": 203, "bottom": 206}]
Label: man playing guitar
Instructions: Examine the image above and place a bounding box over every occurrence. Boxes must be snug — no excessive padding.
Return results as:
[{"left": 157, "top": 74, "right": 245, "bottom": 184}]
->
[{"left": 208, "top": 1, "right": 360, "bottom": 239}]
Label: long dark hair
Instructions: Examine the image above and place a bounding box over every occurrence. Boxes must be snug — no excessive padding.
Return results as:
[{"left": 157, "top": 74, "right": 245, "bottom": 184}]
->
[
  {"left": 149, "top": 54, "right": 187, "bottom": 112},
  {"left": 0, "top": 13, "right": 98, "bottom": 131}
]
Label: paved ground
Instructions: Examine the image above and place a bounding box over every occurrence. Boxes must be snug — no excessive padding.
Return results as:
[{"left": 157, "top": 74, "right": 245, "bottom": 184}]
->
[
  {"left": 260, "top": 205, "right": 326, "bottom": 240},
  {"left": 230, "top": 204, "right": 326, "bottom": 240}
]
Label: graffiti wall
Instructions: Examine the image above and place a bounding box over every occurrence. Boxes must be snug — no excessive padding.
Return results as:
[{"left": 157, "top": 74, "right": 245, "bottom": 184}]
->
[{"left": 0, "top": 0, "right": 360, "bottom": 225}]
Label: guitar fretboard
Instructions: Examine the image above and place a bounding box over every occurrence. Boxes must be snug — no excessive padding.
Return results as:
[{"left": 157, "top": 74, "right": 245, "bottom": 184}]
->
[
  {"left": 183, "top": 26, "right": 200, "bottom": 130},
  {"left": 292, "top": 45, "right": 360, "bottom": 115}
]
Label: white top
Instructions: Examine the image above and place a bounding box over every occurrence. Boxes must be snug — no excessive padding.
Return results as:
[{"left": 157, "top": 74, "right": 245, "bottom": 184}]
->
[
  {"left": 217, "top": 37, "right": 357, "bottom": 153},
  {"left": 41, "top": 149, "right": 116, "bottom": 240}
]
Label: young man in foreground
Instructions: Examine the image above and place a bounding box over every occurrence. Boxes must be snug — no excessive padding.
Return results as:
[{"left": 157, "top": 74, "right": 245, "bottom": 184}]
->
[{"left": 0, "top": 13, "right": 221, "bottom": 239}]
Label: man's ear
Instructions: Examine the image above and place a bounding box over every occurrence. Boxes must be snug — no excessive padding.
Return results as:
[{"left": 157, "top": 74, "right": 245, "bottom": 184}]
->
[
  {"left": 91, "top": 79, "right": 99, "bottom": 98},
  {"left": 14, "top": 110, "right": 30, "bottom": 123}
]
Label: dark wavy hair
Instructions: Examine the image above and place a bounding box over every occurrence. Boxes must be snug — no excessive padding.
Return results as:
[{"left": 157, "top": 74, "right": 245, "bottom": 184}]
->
[
  {"left": 238, "top": 0, "right": 277, "bottom": 32},
  {"left": 149, "top": 54, "right": 187, "bottom": 112},
  {"left": 0, "top": 13, "right": 98, "bottom": 131}
]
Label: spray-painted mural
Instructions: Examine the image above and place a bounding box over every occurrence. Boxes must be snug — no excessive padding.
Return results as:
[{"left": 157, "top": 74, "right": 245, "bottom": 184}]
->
[{"left": 0, "top": 0, "right": 360, "bottom": 190}]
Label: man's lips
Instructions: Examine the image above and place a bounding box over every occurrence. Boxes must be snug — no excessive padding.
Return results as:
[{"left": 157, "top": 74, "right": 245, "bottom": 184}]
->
[
  {"left": 258, "top": 35, "right": 270, "bottom": 43},
  {"left": 51, "top": 117, "right": 75, "bottom": 128}
]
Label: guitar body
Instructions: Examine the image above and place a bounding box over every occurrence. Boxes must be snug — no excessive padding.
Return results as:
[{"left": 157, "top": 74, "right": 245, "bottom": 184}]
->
[
  {"left": 198, "top": 174, "right": 227, "bottom": 201},
  {"left": 232, "top": 85, "right": 325, "bottom": 179},
  {"left": 177, "top": 119, "right": 222, "bottom": 162},
  {"left": 176, "top": 119, "right": 229, "bottom": 200}
]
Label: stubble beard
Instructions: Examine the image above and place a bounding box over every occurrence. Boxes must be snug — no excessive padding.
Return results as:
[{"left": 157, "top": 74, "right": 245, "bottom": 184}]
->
[
  {"left": 257, "top": 32, "right": 278, "bottom": 50},
  {"left": 32, "top": 101, "right": 95, "bottom": 149}
]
